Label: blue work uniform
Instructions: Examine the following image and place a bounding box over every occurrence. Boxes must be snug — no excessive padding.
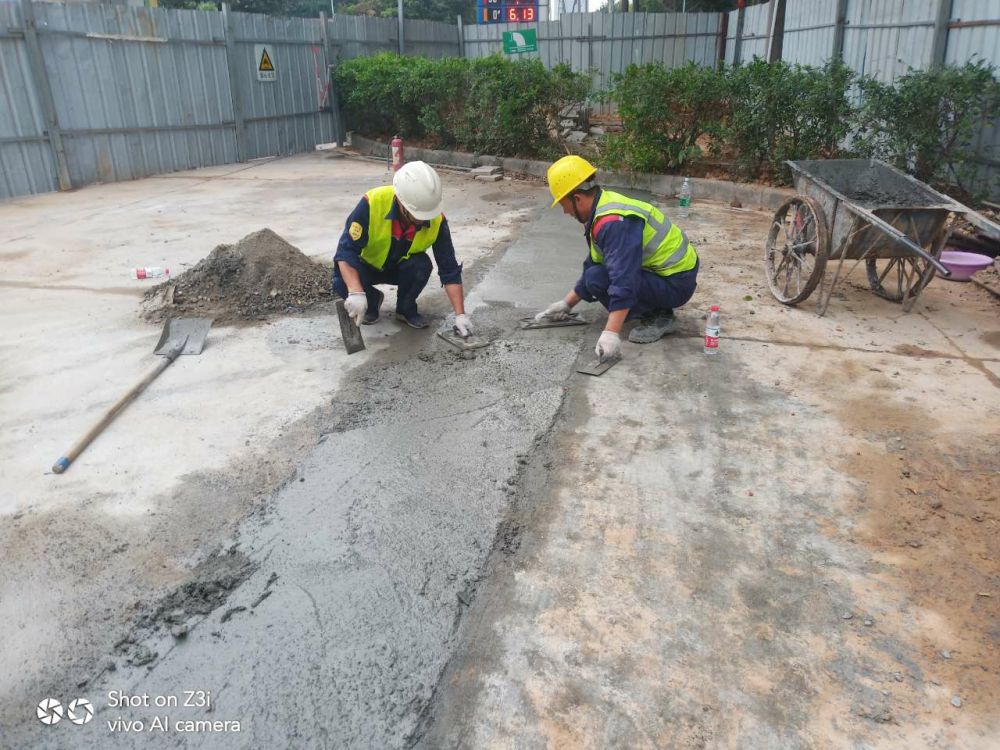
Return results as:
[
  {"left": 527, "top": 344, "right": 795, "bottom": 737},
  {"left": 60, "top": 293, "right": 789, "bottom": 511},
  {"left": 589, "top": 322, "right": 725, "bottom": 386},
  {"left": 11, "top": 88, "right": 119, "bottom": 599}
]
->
[
  {"left": 573, "top": 190, "right": 699, "bottom": 316},
  {"left": 332, "top": 195, "right": 463, "bottom": 318}
]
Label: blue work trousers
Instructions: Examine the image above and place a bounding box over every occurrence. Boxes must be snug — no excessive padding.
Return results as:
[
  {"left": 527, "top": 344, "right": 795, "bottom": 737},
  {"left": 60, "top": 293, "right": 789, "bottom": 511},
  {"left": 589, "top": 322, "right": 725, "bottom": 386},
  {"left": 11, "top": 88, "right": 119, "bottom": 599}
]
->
[
  {"left": 579, "top": 261, "right": 699, "bottom": 317},
  {"left": 332, "top": 253, "right": 432, "bottom": 318}
]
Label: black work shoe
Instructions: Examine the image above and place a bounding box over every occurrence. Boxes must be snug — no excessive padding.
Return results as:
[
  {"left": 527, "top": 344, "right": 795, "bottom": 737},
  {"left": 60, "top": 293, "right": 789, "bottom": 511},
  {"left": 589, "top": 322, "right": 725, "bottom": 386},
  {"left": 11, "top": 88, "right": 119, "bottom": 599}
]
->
[
  {"left": 362, "top": 289, "right": 384, "bottom": 325},
  {"left": 628, "top": 310, "right": 677, "bottom": 344},
  {"left": 396, "top": 310, "right": 429, "bottom": 329}
]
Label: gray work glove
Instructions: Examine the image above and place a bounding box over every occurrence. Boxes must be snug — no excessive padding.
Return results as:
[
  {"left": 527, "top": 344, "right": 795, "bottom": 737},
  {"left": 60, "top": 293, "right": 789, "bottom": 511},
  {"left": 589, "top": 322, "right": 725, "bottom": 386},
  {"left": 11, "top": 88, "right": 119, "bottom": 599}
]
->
[
  {"left": 454, "top": 313, "right": 473, "bottom": 338},
  {"left": 595, "top": 330, "right": 621, "bottom": 361},
  {"left": 343, "top": 292, "right": 367, "bottom": 326},
  {"left": 535, "top": 300, "right": 573, "bottom": 322}
]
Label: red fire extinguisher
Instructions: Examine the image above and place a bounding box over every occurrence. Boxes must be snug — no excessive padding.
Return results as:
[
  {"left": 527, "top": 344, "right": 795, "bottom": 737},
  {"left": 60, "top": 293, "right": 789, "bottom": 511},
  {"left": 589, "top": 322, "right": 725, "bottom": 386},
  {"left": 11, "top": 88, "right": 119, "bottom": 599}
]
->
[{"left": 390, "top": 135, "right": 404, "bottom": 172}]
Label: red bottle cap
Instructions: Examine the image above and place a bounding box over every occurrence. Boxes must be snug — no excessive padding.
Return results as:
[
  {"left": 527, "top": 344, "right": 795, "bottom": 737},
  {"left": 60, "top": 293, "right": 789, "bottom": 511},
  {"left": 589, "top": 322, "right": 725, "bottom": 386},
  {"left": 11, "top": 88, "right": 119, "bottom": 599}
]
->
[{"left": 711, "top": 305, "right": 720, "bottom": 311}]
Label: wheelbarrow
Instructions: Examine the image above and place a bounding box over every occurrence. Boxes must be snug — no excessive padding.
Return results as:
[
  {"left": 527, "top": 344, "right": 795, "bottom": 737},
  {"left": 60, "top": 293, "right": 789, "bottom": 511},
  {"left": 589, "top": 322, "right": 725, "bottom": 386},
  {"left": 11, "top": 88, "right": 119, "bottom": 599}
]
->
[{"left": 764, "top": 159, "right": 997, "bottom": 315}]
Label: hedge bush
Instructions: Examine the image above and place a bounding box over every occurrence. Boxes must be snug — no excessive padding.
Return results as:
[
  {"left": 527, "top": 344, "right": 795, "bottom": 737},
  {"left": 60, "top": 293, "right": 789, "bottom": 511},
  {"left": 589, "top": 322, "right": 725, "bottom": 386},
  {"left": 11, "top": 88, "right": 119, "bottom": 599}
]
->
[
  {"left": 853, "top": 60, "right": 1000, "bottom": 196},
  {"left": 336, "top": 53, "right": 998, "bottom": 196},
  {"left": 724, "top": 59, "right": 855, "bottom": 181},
  {"left": 603, "top": 62, "right": 728, "bottom": 173},
  {"left": 334, "top": 53, "right": 589, "bottom": 158}
]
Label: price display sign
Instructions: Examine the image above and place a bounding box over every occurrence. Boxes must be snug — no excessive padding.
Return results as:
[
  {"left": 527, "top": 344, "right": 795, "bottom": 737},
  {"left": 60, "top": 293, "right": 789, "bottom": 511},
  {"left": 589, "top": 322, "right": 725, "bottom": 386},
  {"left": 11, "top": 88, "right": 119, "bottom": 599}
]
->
[{"left": 476, "top": 0, "right": 539, "bottom": 24}]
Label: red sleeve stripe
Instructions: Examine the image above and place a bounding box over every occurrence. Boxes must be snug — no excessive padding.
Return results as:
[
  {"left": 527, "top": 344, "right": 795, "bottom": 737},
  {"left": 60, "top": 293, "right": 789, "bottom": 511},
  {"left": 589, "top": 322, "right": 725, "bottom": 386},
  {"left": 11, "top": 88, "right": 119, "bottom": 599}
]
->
[{"left": 592, "top": 214, "right": 623, "bottom": 239}]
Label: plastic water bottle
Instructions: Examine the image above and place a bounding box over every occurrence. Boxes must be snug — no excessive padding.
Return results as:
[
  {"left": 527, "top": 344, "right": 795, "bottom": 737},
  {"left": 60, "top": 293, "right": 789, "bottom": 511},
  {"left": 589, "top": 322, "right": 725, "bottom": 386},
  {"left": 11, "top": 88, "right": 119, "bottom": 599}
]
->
[
  {"left": 678, "top": 177, "right": 692, "bottom": 218},
  {"left": 132, "top": 267, "right": 169, "bottom": 280},
  {"left": 704, "top": 305, "right": 720, "bottom": 356}
]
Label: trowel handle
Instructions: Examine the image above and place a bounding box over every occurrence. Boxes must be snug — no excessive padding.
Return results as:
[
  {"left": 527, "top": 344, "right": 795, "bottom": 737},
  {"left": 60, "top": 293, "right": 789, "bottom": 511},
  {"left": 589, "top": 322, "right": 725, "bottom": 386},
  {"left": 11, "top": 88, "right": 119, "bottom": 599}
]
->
[{"left": 51, "top": 350, "right": 181, "bottom": 474}]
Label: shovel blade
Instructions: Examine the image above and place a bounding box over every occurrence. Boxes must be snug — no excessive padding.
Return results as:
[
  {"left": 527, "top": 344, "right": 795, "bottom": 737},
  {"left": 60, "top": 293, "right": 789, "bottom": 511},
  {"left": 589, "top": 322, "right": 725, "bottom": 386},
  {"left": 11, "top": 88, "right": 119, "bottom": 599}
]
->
[
  {"left": 154, "top": 318, "right": 213, "bottom": 356},
  {"left": 335, "top": 298, "right": 366, "bottom": 355}
]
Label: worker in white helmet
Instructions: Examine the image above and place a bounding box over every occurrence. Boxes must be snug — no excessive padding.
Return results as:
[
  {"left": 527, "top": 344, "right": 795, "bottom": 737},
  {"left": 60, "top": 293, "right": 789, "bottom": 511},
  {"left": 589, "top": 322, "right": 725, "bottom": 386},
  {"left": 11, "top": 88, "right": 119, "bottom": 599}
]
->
[{"left": 333, "top": 160, "right": 472, "bottom": 334}]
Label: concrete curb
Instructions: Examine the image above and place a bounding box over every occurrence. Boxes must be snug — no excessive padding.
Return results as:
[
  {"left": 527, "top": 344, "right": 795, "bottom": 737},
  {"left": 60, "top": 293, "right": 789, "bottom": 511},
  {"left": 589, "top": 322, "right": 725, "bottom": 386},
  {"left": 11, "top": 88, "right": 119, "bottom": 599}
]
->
[{"left": 349, "top": 133, "right": 794, "bottom": 211}]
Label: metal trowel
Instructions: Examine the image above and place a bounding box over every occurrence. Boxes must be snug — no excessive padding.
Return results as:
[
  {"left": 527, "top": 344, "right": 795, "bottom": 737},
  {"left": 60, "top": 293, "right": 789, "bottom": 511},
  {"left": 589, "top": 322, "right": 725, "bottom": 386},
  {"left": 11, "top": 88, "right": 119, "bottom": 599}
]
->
[
  {"left": 334, "top": 297, "right": 366, "bottom": 355},
  {"left": 576, "top": 354, "right": 621, "bottom": 377},
  {"left": 520, "top": 313, "right": 588, "bottom": 330},
  {"left": 437, "top": 326, "right": 491, "bottom": 351}
]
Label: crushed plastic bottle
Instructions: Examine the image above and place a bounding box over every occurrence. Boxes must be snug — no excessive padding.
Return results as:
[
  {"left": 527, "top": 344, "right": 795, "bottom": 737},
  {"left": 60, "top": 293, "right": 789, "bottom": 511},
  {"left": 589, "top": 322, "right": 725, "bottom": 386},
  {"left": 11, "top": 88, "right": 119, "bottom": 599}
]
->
[
  {"left": 678, "top": 177, "right": 692, "bottom": 219},
  {"left": 704, "top": 305, "right": 720, "bottom": 356},
  {"left": 132, "top": 267, "right": 169, "bottom": 280}
]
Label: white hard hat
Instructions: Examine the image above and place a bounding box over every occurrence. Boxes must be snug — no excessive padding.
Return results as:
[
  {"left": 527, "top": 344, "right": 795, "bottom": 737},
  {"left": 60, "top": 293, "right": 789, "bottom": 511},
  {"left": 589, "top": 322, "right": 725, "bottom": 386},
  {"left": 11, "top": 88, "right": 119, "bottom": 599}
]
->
[{"left": 393, "top": 161, "right": 443, "bottom": 221}]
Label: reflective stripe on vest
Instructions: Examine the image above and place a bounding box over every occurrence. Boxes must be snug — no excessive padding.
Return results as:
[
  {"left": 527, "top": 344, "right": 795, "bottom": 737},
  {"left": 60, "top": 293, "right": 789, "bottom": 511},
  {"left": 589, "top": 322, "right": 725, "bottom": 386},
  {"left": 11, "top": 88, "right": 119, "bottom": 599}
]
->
[
  {"left": 362, "top": 185, "right": 442, "bottom": 271},
  {"left": 589, "top": 189, "right": 697, "bottom": 277}
]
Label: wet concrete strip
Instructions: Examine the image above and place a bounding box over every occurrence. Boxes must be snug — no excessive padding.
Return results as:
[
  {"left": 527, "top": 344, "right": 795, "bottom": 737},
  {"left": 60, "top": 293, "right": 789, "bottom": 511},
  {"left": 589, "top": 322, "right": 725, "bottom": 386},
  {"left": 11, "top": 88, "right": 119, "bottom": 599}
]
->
[{"left": 9, "top": 192, "right": 595, "bottom": 749}]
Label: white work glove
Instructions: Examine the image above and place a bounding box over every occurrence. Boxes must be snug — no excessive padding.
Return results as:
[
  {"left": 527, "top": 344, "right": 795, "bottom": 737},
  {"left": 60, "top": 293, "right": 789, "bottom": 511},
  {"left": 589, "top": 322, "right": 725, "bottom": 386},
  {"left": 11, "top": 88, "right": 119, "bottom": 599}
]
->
[
  {"left": 454, "top": 313, "right": 473, "bottom": 338},
  {"left": 595, "top": 330, "right": 621, "bottom": 361},
  {"left": 535, "top": 299, "right": 573, "bottom": 322},
  {"left": 343, "top": 292, "right": 367, "bottom": 326}
]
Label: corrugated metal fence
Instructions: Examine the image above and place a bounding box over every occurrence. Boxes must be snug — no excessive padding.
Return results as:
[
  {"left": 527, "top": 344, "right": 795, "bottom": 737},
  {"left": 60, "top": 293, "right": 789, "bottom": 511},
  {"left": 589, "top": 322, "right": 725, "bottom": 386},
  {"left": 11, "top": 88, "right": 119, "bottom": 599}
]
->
[
  {"left": 463, "top": 11, "right": 721, "bottom": 108},
  {"left": 0, "top": 0, "right": 459, "bottom": 200},
  {"left": 3, "top": 1, "right": 998, "bottom": 200}
]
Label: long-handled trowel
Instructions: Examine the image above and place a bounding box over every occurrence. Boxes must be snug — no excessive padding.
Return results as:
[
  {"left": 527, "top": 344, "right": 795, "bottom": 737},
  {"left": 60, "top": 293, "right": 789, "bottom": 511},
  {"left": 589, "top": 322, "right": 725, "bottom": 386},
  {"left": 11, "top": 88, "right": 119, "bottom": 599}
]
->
[{"left": 334, "top": 296, "right": 366, "bottom": 354}]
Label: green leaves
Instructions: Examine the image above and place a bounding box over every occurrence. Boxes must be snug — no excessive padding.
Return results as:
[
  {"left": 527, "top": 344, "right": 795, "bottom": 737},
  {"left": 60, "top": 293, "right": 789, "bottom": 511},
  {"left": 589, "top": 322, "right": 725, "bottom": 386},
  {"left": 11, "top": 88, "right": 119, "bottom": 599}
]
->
[
  {"left": 724, "top": 58, "right": 855, "bottom": 181},
  {"left": 603, "top": 62, "right": 727, "bottom": 173},
  {"left": 334, "top": 54, "right": 589, "bottom": 158},
  {"left": 853, "top": 61, "right": 1000, "bottom": 197}
]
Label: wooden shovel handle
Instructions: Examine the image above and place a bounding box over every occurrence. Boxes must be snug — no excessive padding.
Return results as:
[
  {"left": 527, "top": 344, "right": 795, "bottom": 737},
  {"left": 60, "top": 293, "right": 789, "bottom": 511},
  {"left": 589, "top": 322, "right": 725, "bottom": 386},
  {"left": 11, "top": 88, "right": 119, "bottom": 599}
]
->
[{"left": 51, "top": 345, "right": 183, "bottom": 474}]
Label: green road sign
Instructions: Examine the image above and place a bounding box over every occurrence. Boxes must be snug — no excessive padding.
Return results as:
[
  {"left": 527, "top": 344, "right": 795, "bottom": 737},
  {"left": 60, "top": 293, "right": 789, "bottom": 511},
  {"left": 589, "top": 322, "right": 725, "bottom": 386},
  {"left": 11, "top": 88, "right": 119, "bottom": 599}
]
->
[{"left": 502, "top": 28, "right": 538, "bottom": 55}]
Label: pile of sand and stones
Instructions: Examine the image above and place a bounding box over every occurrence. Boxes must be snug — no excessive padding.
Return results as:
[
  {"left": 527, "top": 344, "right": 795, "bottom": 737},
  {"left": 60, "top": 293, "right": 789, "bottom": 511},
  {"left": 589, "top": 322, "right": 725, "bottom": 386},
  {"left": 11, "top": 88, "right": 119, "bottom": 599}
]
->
[{"left": 142, "top": 228, "right": 332, "bottom": 325}]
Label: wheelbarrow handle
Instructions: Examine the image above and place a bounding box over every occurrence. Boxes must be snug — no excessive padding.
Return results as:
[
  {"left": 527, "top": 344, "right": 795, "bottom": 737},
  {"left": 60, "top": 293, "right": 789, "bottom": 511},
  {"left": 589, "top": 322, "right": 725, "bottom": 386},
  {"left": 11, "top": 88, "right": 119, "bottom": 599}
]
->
[
  {"left": 845, "top": 203, "right": 952, "bottom": 277},
  {"left": 51, "top": 340, "right": 186, "bottom": 474}
]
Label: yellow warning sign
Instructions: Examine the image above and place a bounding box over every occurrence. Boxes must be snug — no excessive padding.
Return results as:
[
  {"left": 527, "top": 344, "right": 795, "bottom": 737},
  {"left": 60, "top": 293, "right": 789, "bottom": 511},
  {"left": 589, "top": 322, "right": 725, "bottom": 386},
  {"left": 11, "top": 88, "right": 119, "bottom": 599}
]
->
[{"left": 254, "top": 45, "right": 276, "bottom": 82}]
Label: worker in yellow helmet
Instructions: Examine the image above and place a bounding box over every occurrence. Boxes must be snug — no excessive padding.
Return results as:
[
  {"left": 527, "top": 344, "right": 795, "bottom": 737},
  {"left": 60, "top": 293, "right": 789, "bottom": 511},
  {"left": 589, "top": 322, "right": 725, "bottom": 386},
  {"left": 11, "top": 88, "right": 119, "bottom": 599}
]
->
[{"left": 534, "top": 155, "right": 699, "bottom": 361}]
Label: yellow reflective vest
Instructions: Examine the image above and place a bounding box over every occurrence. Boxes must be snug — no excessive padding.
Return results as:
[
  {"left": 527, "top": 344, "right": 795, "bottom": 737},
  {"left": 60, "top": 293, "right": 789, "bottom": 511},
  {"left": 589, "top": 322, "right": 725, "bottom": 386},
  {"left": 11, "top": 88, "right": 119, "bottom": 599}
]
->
[
  {"left": 589, "top": 189, "right": 697, "bottom": 276},
  {"left": 361, "top": 185, "right": 442, "bottom": 271}
]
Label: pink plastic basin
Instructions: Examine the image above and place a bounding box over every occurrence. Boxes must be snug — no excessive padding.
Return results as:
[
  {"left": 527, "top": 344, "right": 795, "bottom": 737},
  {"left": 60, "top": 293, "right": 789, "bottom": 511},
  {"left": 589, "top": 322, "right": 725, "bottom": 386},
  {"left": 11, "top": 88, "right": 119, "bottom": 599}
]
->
[{"left": 940, "top": 250, "right": 995, "bottom": 282}]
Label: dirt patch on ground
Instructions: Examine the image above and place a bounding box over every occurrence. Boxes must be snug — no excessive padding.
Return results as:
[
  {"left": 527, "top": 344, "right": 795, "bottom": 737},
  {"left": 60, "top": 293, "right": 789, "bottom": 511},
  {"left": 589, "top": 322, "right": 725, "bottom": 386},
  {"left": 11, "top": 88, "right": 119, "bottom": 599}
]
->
[
  {"left": 827, "top": 381, "right": 1000, "bottom": 732},
  {"left": 141, "top": 228, "right": 331, "bottom": 325}
]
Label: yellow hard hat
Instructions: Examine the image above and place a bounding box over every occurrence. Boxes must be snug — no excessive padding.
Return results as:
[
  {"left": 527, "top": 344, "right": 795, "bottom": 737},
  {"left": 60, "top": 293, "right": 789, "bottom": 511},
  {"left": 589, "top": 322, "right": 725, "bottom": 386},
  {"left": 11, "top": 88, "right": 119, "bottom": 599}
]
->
[{"left": 547, "top": 155, "right": 597, "bottom": 207}]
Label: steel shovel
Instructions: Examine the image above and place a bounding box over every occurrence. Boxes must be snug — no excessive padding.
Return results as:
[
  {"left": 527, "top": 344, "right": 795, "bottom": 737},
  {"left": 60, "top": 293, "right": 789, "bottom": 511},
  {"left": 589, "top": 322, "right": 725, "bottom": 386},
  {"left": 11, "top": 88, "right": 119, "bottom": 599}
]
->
[{"left": 51, "top": 318, "right": 213, "bottom": 474}]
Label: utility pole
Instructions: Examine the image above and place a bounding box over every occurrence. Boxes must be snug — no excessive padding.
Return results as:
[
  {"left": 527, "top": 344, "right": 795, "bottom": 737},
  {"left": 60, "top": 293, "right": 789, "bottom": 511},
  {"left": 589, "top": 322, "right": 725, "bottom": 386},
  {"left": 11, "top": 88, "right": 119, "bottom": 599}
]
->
[{"left": 397, "top": 0, "right": 404, "bottom": 55}]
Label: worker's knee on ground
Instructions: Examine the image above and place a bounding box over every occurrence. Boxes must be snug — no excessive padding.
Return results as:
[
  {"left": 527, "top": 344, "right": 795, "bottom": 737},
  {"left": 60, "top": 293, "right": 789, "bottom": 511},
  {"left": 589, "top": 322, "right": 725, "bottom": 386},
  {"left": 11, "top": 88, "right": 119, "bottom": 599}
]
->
[{"left": 583, "top": 264, "right": 611, "bottom": 297}]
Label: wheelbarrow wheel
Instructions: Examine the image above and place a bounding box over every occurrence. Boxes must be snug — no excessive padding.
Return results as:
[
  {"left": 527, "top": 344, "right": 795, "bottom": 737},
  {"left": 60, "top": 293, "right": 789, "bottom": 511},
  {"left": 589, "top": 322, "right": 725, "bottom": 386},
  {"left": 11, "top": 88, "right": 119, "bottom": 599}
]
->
[
  {"left": 765, "top": 196, "right": 829, "bottom": 305},
  {"left": 865, "top": 255, "right": 938, "bottom": 302}
]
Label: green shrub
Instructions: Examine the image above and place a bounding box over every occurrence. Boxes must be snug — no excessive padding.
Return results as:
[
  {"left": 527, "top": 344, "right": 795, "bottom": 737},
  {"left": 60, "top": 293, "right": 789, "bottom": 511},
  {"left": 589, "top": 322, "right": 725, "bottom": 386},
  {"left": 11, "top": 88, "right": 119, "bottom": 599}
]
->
[
  {"left": 334, "top": 54, "right": 427, "bottom": 138},
  {"left": 603, "top": 62, "right": 728, "bottom": 173},
  {"left": 853, "top": 61, "right": 1000, "bottom": 196},
  {"left": 724, "top": 58, "right": 855, "bottom": 182},
  {"left": 334, "top": 54, "right": 589, "bottom": 158}
]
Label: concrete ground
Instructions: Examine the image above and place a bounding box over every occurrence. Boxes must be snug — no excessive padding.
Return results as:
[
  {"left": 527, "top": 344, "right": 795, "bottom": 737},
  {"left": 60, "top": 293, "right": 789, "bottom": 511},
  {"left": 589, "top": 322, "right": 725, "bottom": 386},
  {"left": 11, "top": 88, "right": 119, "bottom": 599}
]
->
[{"left": 1, "top": 152, "right": 997, "bottom": 749}]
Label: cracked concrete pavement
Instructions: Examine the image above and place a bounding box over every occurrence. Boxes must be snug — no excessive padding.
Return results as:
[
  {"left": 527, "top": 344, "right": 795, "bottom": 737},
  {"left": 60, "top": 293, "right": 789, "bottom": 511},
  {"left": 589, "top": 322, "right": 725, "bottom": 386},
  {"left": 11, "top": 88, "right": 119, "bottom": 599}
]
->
[{"left": 2, "top": 153, "right": 998, "bottom": 748}]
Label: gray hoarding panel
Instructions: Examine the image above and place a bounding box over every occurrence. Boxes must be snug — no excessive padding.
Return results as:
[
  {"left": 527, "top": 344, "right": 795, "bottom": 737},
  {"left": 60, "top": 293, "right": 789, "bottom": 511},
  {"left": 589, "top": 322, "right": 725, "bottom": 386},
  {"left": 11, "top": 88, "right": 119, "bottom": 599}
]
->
[
  {"left": 31, "top": 3, "right": 235, "bottom": 188},
  {"left": 0, "top": 1, "right": 58, "bottom": 198},
  {"left": 228, "top": 12, "right": 332, "bottom": 160},
  {"left": 781, "top": 0, "right": 838, "bottom": 67},
  {"left": 842, "top": 0, "right": 937, "bottom": 82},
  {"left": 948, "top": 0, "right": 1000, "bottom": 197}
]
